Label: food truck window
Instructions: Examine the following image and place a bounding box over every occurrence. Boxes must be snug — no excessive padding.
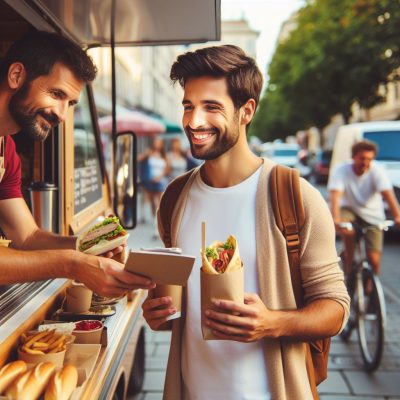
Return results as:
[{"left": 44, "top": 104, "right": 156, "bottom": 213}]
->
[{"left": 73, "top": 87, "right": 104, "bottom": 214}]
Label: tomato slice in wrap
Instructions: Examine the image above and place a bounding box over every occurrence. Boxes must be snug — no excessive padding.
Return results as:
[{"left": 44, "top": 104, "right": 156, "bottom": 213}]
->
[{"left": 201, "top": 235, "right": 242, "bottom": 274}]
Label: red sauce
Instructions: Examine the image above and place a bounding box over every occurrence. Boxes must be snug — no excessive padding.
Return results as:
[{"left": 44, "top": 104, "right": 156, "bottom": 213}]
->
[{"left": 74, "top": 320, "right": 102, "bottom": 331}]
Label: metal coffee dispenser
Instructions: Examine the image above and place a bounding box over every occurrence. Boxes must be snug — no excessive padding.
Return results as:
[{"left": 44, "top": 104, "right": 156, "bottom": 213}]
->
[{"left": 28, "top": 182, "right": 58, "bottom": 232}]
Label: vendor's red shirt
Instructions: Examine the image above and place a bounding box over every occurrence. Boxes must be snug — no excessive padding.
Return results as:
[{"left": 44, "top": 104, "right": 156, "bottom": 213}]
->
[{"left": 0, "top": 135, "right": 22, "bottom": 200}]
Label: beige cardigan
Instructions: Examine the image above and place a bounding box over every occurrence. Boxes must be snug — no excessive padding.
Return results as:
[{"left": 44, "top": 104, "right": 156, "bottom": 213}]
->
[{"left": 158, "top": 159, "right": 350, "bottom": 400}]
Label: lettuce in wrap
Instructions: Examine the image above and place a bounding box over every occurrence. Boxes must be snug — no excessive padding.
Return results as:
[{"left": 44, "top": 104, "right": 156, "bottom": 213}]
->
[{"left": 201, "top": 235, "right": 242, "bottom": 274}]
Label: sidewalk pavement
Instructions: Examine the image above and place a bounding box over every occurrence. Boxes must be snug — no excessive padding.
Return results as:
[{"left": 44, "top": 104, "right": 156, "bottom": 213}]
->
[{"left": 127, "top": 221, "right": 400, "bottom": 400}]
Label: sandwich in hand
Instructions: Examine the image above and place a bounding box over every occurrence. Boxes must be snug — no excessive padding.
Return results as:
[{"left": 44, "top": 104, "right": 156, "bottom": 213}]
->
[
  {"left": 200, "top": 234, "right": 244, "bottom": 340},
  {"left": 77, "top": 216, "right": 129, "bottom": 256},
  {"left": 202, "top": 235, "right": 242, "bottom": 274}
]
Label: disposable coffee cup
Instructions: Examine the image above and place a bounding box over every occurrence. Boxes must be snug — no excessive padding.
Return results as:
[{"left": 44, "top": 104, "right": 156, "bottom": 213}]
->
[
  {"left": 66, "top": 281, "right": 93, "bottom": 313},
  {"left": 154, "top": 284, "right": 182, "bottom": 321}
]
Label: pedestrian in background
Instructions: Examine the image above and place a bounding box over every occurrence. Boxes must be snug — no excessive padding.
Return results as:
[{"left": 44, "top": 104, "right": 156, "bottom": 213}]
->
[
  {"left": 138, "top": 137, "right": 169, "bottom": 237},
  {"left": 166, "top": 137, "right": 188, "bottom": 182}
]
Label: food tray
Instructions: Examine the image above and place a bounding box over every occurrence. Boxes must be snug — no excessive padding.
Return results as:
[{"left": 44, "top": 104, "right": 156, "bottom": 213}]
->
[{"left": 54, "top": 305, "right": 116, "bottom": 321}]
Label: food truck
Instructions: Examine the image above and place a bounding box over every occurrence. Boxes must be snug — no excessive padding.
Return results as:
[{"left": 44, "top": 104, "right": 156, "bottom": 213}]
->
[{"left": 0, "top": 1, "right": 220, "bottom": 398}]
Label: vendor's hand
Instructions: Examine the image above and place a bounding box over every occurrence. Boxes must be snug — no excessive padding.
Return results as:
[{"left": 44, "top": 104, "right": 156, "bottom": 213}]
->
[
  {"left": 204, "top": 293, "right": 279, "bottom": 342},
  {"left": 101, "top": 243, "right": 126, "bottom": 259},
  {"left": 394, "top": 216, "right": 400, "bottom": 228},
  {"left": 142, "top": 290, "right": 176, "bottom": 330},
  {"left": 74, "top": 253, "right": 155, "bottom": 298}
]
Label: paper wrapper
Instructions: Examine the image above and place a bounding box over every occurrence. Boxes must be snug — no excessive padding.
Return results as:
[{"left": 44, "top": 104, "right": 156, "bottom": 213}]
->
[{"left": 200, "top": 267, "right": 244, "bottom": 340}]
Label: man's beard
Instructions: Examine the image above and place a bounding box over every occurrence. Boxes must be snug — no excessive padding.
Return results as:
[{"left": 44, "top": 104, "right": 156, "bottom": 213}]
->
[
  {"left": 8, "top": 83, "right": 59, "bottom": 141},
  {"left": 185, "top": 118, "right": 240, "bottom": 161}
]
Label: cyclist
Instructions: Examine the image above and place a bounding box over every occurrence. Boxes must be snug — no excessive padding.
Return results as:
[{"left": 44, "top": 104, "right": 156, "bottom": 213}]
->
[{"left": 328, "top": 140, "right": 400, "bottom": 282}]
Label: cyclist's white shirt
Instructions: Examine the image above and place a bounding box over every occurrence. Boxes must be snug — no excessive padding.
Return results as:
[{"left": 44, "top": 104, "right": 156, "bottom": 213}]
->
[
  {"left": 328, "top": 161, "right": 392, "bottom": 225},
  {"left": 177, "top": 165, "right": 270, "bottom": 400}
]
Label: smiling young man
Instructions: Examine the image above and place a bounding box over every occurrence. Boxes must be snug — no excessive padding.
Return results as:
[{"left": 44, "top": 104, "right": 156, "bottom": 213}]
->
[
  {"left": 0, "top": 31, "right": 155, "bottom": 297},
  {"left": 142, "top": 45, "right": 350, "bottom": 400}
]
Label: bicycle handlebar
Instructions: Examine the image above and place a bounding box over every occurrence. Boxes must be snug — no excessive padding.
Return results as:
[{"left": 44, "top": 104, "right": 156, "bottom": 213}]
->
[
  {"left": 338, "top": 222, "right": 354, "bottom": 231},
  {"left": 338, "top": 220, "right": 394, "bottom": 232}
]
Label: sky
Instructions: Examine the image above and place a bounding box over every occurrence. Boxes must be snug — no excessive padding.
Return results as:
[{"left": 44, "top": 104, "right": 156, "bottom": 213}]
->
[{"left": 221, "top": 0, "right": 305, "bottom": 78}]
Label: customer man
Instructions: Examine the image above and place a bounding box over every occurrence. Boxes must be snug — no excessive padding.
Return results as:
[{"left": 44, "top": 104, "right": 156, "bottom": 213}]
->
[
  {"left": 142, "top": 45, "right": 349, "bottom": 399},
  {"left": 328, "top": 140, "right": 400, "bottom": 277},
  {"left": 0, "top": 31, "right": 155, "bottom": 297}
]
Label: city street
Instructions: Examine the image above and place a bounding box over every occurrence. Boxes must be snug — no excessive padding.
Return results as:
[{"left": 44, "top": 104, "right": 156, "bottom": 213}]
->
[{"left": 128, "top": 187, "right": 400, "bottom": 400}]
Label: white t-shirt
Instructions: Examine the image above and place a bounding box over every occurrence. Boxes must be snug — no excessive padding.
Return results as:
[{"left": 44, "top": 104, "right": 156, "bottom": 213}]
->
[
  {"left": 177, "top": 166, "right": 270, "bottom": 400},
  {"left": 328, "top": 161, "right": 392, "bottom": 225}
]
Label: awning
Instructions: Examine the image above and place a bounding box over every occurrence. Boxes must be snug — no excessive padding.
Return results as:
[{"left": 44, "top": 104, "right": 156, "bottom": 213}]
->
[
  {"left": 152, "top": 116, "right": 183, "bottom": 134},
  {"left": 23, "top": 0, "right": 221, "bottom": 48},
  {"left": 98, "top": 110, "right": 165, "bottom": 136}
]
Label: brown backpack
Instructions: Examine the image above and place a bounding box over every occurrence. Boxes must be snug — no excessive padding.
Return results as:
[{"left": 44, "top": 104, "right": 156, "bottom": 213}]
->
[{"left": 158, "top": 164, "right": 330, "bottom": 398}]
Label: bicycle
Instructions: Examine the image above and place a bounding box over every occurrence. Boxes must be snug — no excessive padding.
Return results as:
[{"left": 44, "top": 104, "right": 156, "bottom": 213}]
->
[{"left": 338, "top": 220, "right": 393, "bottom": 372}]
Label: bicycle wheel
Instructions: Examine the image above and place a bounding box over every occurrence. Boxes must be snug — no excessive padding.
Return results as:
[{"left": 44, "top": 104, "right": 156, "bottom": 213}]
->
[
  {"left": 340, "top": 254, "right": 356, "bottom": 342},
  {"left": 356, "top": 263, "right": 386, "bottom": 371}
]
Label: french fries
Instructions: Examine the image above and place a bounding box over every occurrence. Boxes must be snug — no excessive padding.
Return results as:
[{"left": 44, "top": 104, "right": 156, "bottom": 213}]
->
[{"left": 20, "top": 329, "right": 66, "bottom": 355}]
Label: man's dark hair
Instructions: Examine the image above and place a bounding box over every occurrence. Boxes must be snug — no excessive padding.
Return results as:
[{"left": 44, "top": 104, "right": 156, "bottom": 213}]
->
[
  {"left": 352, "top": 140, "right": 378, "bottom": 157},
  {"left": 170, "top": 45, "right": 263, "bottom": 111},
  {"left": 0, "top": 30, "right": 97, "bottom": 83}
]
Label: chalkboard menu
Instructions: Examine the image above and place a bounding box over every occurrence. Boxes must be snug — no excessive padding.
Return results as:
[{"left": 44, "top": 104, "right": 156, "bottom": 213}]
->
[
  {"left": 74, "top": 155, "right": 102, "bottom": 213},
  {"left": 73, "top": 88, "right": 103, "bottom": 214}
]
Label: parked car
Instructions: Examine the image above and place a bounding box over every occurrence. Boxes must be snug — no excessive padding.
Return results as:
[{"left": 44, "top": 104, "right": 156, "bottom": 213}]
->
[
  {"left": 312, "top": 149, "right": 333, "bottom": 184},
  {"left": 261, "top": 142, "right": 312, "bottom": 179},
  {"left": 261, "top": 143, "right": 300, "bottom": 167}
]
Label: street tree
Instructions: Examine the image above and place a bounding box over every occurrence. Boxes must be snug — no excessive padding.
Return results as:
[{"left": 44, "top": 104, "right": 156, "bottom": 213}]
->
[{"left": 251, "top": 0, "right": 400, "bottom": 142}]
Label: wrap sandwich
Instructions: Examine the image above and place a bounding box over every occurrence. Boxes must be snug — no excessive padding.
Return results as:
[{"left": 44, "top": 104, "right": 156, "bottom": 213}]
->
[
  {"left": 201, "top": 235, "right": 242, "bottom": 274},
  {"left": 200, "top": 234, "right": 244, "bottom": 340}
]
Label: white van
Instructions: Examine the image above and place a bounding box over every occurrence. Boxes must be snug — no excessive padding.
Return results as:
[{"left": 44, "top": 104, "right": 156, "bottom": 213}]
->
[{"left": 330, "top": 121, "right": 400, "bottom": 206}]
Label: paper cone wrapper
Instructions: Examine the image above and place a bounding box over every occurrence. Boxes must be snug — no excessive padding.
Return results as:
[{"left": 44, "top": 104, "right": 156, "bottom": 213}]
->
[{"left": 200, "top": 267, "right": 244, "bottom": 340}]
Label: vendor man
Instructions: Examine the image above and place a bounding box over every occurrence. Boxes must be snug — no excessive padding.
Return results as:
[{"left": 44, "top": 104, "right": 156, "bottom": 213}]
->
[{"left": 0, "top": 31, "right": 155, "bottom": 297}]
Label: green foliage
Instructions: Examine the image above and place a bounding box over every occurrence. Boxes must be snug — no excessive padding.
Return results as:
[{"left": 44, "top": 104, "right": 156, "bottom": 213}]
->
[
  {"left": 205, "top": 247, "right": 218, "bottom": 260},
  {"left": 251, "top": 0, "right": 400, "bottom": 141}
]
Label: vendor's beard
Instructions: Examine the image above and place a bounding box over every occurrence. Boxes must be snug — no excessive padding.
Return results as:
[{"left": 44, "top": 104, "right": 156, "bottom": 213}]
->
[{"left": 9, "top": 83, "right": 59, "bottom": 142}]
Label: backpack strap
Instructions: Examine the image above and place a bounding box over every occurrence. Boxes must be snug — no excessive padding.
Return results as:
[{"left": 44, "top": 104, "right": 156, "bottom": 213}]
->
[
  {"left": 269, "top": 165, "right": 305, "bottom": 307},
  {"left": 158, "top": 169, "right": 196, "bottom": 247}
]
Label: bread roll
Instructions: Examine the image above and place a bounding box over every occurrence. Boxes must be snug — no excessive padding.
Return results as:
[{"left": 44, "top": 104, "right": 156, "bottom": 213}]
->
[
  {"left": 6, "top": 362, "right": 55, "bottom": 400},
  {"left": 0, "top": 360, "right": 27, "bottom": 394},
  {"left": 45, "top": 364, "right": 78, "bottom": 400}
]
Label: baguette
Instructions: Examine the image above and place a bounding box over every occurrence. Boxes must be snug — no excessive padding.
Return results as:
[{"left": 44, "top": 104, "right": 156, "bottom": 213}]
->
[
  {"left": 0, "top": 360, "right": 27, "bottom": 394},
  {"left": 6, "top": 362, "right": 55, "bottom": 400},
  {"left": 44, "top": 364, "right": 78, "bottom": 400}
]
